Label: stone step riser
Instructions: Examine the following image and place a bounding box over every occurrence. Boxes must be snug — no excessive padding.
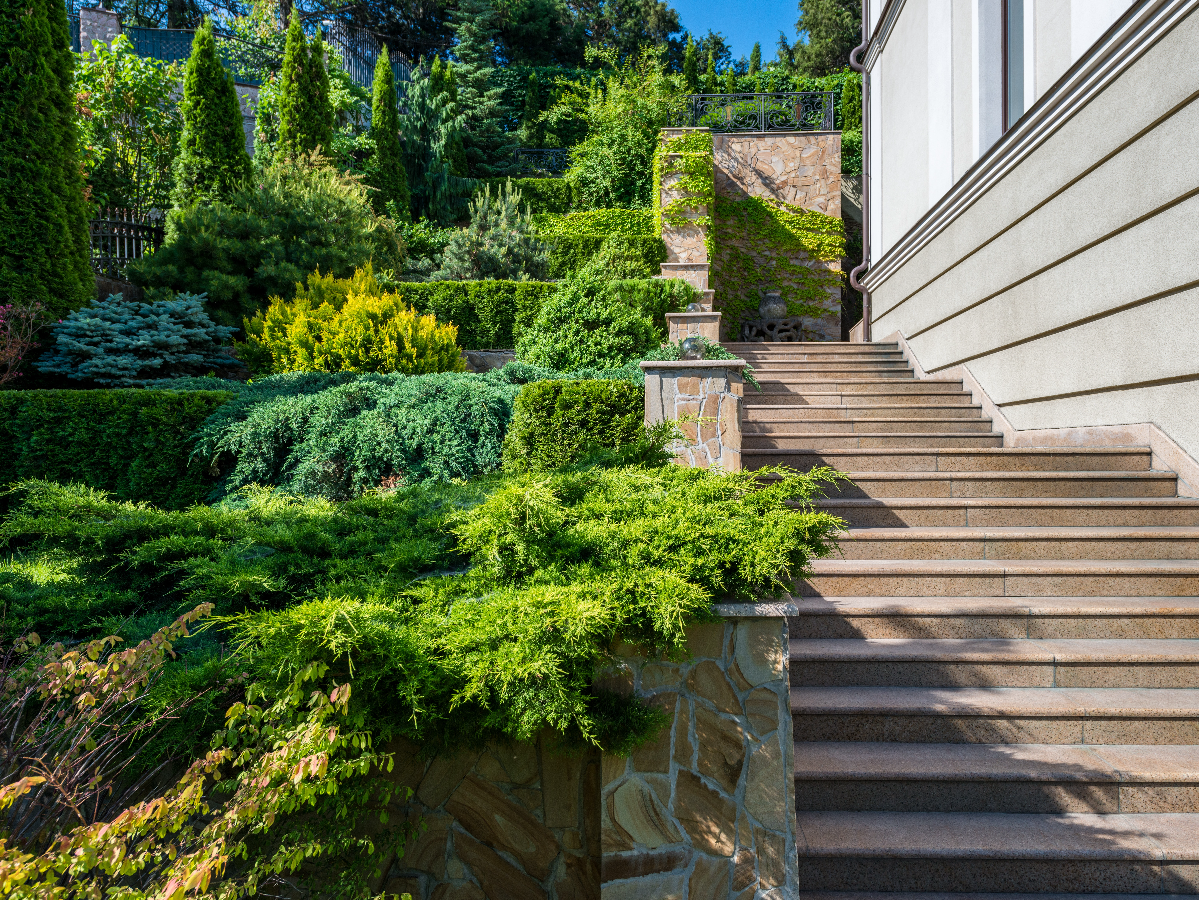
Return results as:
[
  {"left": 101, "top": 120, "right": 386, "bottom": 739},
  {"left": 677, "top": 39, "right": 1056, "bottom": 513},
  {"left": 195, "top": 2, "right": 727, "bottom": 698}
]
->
[
  {"left": 757, "top": 382, "right": 964, "bottom": 394},
  {"left": 790, "top": 614, "right": 1199, "bottom": 641},
  {"left": 745, "top": 420, "right": 997, "bottom": 434},
  {"left": 744, "top": 406, "right": 988, "bottom": 421},
  {"left": 837, "top": 538, "right": 1199, "bottom": 561},
  {"left": 794, "top": 778, "right": 1198, "bottom": 814},
  {"left": 750, "top": 452, "right": 1153, "bottom": 473},
  {"left": 747, "top": 395, "right": 979, "bottom": 409},
  {"left": 790, "top": 659, "right": 1199, "bottom": 689},
  {"left": 724, "top": 343, "right": 901, "bottom": 352},
  {"left": 816, "top": 478, "right": 1175, "bottom": 500},
  {"left": 797, "top": 856, "right": 1193, "bottom": 894},
  {"left": 799, "top": 573, "right": 1199, "bottom": 598},
  {"left": 744, "top": 435, "right": 1006, "bottom": 450},
  {"left": 750, "top": 368, "right": 915, "bottom": 377},
  {"left": 818, "top": 505, "right": 1199, "bottom": 528}
]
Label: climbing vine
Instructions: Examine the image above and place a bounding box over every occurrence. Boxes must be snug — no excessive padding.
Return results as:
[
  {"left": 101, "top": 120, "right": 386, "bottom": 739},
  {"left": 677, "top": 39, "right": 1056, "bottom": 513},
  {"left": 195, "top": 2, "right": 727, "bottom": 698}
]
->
[
  {"left": 653, "top": 130, "right": 715, "bottom": 260},
  {"left": 712, "top": 195, "right": 845, "bottom": 339}
]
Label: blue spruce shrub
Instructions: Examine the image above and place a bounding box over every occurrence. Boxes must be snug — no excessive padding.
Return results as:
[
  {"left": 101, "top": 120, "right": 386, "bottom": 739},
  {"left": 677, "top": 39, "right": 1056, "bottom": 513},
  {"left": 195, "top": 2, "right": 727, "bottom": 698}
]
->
[{"left": 36, "top": 292, "right": 237, "bottom": 386}]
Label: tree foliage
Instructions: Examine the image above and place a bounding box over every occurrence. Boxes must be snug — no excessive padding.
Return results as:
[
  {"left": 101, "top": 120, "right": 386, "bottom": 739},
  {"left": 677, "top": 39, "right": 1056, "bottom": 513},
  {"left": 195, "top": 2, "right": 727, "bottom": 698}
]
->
[
  {"left": 399, "top": 63, "right": 473, "bottom": 224},
  {"left": 781, "top": 0, "right": 862, "bottom": 76},
  {"left": 366, "top": 47, "right": 411, "bottom": 221},
  {"left": 431, "top": 181, "right": 550, "bottom": 282},
  {"left": 277, "top": 10, "right": 334, "bottom": 159},
  {"left": 448, "top": 0, "right": 514, "bottom": 176}
]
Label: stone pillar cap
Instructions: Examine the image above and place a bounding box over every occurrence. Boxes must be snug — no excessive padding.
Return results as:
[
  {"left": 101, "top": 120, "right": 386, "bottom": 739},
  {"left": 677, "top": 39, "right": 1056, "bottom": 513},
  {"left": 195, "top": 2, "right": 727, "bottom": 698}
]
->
[{"left": 639, "top": 359, "right": 747, "bottom": 370}]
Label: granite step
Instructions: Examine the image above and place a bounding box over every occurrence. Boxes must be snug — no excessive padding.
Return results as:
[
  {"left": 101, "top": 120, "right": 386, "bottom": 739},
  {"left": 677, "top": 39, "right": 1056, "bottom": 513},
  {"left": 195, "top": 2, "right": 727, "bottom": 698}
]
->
[
  {"left": 796, "top": 810, "right": 1199, "bottom": 892},
  {"left": 724, "top": 342, "right": 900, "bottom": 353},
  {"left": 789, "top": 686, "right": 1199, "bottom": 744},
  {"left": 837, "top": 526, "right": 1199, "bottom": 560},
  {"left": 748, "top": 365, "right": 914, "bottom": 376},
  {"left": 756, "top": 379, "right": 964, "bottom": 394},
  {"left": 798, "top": 894, "right": 1199, "bottom": 900},
  {"left": 743, "top": 405, "right": 987, "bottom": 421},
  {"left": 745, "top": 447, "right": 1152, "bottom": 473},
  {"left": 743, "top": 433, "right": 1006, "bottom": 450},
  {"left": 746, "top": 391, "right": 978, "bottom": 407},
  {"left": 794, "top": 743, "right": 1199, "bottom": 813},
  {"left": 788, "top": 596, "right": 1199, "bottom": 640},
  {"left": 800, "top": 558, "right": 1199, "bottom": 598},
  {"left": 744, "top": 419, "right": 996, "bottom": 434},
  {"left": 815, "top": 498, "right": 1199, "bottom": 528},
  {"left": 813, "top": 472, "right": 1176, "bottom": 500},
  {"left": 789, "top": 638, "right": 1199, "bottom": 687}
]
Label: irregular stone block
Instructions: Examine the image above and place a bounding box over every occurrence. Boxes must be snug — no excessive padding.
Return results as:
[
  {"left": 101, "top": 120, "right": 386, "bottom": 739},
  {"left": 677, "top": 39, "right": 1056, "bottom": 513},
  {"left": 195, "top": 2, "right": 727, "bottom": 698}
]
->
[
  {"left": 688, "top": 854, "right": 732, "bottom": 900},
  {"left": 733, "top": 619, "right": 784, "bottom": 686},
  {"left": 445, "top": 775, "right": 559, "bottom": 880},
  {"left": 674, "top": 770, "right": 735, "bottom": 855},
  {"left": 542, "top": 750, "right": 580, "bottom": 828},
  {"left": 744, "top": 687, "right": 782, "bottom": 735},
  {"left": 607, "top": 778, "right": 683, "bottom": 848},
  {"left": 673, "top": 699, "right": 694, "bottom": 768},
  {"left": 601, "top": 848, "right": 689, "bottom": 883},
  {"left": 557, "top": 850, "right": 600, "bottom": 900},
  {"left": 685, "top": 623, "right": 725, "bottom": 660},
  {"left": 600, "top": 871, "right": 686, "bottom": 900},
  {"left": 732, "top": 847, "right": 757, "bottom": 891},
  {"left": 453, "top": 832, "right": 547, "bottom": 900},
  {"left": 687, "top": 660, "right": 743, "bottom": 716},
  {"left": 744, "top": 738, "right": 786, "bottom": 831},
  {"left": 694, "top": 706, "right": 747, "bottom": 794},
  {"left": 754, "top": 825, "right": 786, "bottom": 888},
  {"left": 418, "top": 751, "right": 481, "bottom": 809},
  {"left": 430, "top": 881, "right": 486, "bottom": 900}
]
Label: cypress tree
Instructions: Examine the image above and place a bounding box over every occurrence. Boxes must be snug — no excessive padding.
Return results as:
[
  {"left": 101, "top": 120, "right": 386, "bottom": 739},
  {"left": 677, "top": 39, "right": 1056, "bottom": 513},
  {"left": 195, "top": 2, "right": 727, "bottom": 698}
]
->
[
  {"left": 705, "top": 48, "right": 716, "bottom": 94},
  {"left": 723, "top": 65, "right": 737, "bottom": 94},
  {"left": 682, "top": 35, "right": 698, "bottom": 93},
  {"left": 277, "top": 11, "right": 333, "bottom": 159},
  {"left": 367, "top": 48, "right": 410, "bottom": 221},
  {"left": 749, "top": 42, "right": 761, "bottom": 76},
  {"left": 0, "top": 0, "right": 92, "bottom": 317},
  {"left": 400, "top": 59, "right": 471, "bottom": 224},
  {"left": 173, "top": 17, "right": 252, "bottom": 207},
  {"left": 840, "top": 71, "right": 862, "bottom": 130}
]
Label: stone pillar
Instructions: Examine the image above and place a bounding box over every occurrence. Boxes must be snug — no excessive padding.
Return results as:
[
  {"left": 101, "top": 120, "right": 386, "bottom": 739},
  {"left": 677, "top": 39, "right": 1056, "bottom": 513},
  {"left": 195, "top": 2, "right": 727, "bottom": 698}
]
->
[
  {"left": 666, "top": 312, "right": 722, "bottom": 344},
  {"left": 599, "top": 612, "right": 798, "bottom": 900},
  {"left": 641, "top": 360, "right": 744, "bottom": 472},
  {"left": 79, "top": 7, "right": 121, "bottom": 55}
]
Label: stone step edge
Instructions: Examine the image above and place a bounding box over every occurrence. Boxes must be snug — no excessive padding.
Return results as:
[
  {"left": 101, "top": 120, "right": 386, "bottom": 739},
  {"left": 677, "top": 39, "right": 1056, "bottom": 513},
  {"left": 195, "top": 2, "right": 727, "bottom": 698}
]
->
[
  {"left": 784, "top": 595, "right": 1199, "bottom": 616},
  {"left": 807, "top": 559, "right": 1199, "bottom": 573},
  {"left": 789, "top": 685, "right": 1199, "bottom": 716},
  {"left": 838, "top": 526, "right": 1199, "bottom": 539},
  {"left": 789, "top": 637, "right": 1199, "bottom": 663}
]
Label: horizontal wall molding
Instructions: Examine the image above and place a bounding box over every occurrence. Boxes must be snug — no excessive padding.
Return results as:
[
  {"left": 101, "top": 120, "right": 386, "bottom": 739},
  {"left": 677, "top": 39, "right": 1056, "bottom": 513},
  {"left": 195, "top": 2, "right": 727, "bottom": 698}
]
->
[
  {"left": 863, "top": 0, "right": 1199, "bottom": 297},
  {"left": 863, "top": 0, "right": 908, "bottom": 69},
  {"left": 1000, "top": 371, "right": 1199, "bottom": 408}
]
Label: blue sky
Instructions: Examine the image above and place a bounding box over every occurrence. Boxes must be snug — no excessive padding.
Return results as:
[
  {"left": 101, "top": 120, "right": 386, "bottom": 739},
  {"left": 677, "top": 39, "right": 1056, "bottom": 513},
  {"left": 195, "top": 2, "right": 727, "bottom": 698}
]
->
[{"left": 671, "top": 0, "right": 799, "bottom": 62}]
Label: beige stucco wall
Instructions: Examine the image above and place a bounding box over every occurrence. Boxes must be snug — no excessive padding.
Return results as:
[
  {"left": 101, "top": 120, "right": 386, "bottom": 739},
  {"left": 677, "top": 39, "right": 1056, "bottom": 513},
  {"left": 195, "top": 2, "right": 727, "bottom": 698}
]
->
[{"left": 864, "top": 5, "right": 1199, "bottom": 463}]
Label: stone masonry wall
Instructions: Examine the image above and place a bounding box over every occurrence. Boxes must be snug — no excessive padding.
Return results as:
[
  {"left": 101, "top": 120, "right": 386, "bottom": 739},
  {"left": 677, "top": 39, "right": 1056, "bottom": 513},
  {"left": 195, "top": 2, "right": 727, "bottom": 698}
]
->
[
  {"left": 661, "top": 166, "right": 710, "bottom": 265},
  {"left": 713, "top": 133, "right": 841, "bottom": 216},
  {"left": 642, "top": 361, "right": 745, "bottom": 472},
  {"left": 599, "top": 616, "right": 798, "bottom": 900}
]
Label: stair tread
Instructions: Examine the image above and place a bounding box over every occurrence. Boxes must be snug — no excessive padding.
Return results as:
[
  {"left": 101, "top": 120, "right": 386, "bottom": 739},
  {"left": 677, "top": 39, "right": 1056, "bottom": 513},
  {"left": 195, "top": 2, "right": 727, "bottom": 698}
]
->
[
  {"left": 798, "top": 894, "right": 1199, "bottom": 900},
  {"left": 788, "top": 595, "right": 1199, "bottom": 614},
  {"left": 790, "top": 686, "right": 1199, "bottom": 715},
  {"left": 796, "top": 810, "right": 1199, "bottom": 860},
  {"left": 809, "top": 558, "right": 1199, "bottom": 574},
  {"left": 820, "top": 498, "right": 1199, "bottom": 507},
  {"left": 810, "top": 471, "right": 1173, "bottom": 479},
  {"left": 746, "top": 432, "right": 1006, "bottom": 438},
  {"left": 840, "top": 526, "right": 1199, "bottom": 539},
  {"left": 790, "top": 638, "right": 1199, "bottom": 662},
  {"left": 793, "top": 742, "right": 1199, "bottom": 782}
]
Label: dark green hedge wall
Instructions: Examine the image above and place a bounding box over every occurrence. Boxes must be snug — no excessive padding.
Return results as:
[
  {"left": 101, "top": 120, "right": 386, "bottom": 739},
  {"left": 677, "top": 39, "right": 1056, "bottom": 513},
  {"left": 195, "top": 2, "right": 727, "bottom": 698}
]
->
[
  {"left": 475, "top": 178, "right": 576, "bottom": 215},
  {"left": 545, "top": 234, "right": 666, "bottom": 279},
  {"left": 395, "top": 281, "right": 559, "bottom": 350},
  {"left": 502, "top": 379, "right": 643, "bottom": 472},
  {"left": 0, "top": 390, "right": 233, "bottom": 509}
]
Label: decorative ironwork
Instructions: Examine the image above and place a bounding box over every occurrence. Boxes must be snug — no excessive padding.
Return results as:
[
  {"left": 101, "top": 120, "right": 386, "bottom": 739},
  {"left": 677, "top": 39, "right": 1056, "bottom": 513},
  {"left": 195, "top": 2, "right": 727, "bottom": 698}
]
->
[
  {"left": 676, "top": 92, "right": 837, "bottom": 133},
  {"left": 124, "top": 25, "right": 278, "bottom": 86},
  {"left": 89, "top": 207, "right": 164, "bottom": 279},
  {"left": 513, "top": 148, "right": 571, "bottom": 177},
  {"left": 324, "top": 19, "right": 412, "bottom": 92},
  {"left": 68, "top": 13, "right": 80, "bottom": 52}
]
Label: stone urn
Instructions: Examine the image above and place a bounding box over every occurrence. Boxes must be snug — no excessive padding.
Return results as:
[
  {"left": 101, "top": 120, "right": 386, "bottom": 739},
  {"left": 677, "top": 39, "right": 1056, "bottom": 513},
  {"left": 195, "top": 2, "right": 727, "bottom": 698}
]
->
[{"left": 759, "top": 292, "right": 787, "bottom": 320}]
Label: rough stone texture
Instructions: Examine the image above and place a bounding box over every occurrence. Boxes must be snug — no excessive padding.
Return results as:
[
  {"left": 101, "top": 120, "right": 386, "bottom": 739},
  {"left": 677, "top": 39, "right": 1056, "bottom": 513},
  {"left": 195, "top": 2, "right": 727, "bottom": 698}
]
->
[
  {"left": 713, "top": 132, "right": 842, "bottom": 216},
  {"left": 79, "top": 7, "right": 121, "bottom": 55},
  {"left": 667, "top": 312, "right": 723, "bottom": 343},
  {"left": 600, "top": 618, "right": 798, "bottom": 899},
  {"left": 642, "top": 361, "right": 745, "bottom": 472}
]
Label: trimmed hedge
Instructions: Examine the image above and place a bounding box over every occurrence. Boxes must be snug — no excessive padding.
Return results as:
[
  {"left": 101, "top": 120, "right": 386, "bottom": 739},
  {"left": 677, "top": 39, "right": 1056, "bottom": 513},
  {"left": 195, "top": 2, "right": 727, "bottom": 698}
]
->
[
  {"left": 502, "top": 379, "right": 644, "bottom": 472},
  {"left": 394, "top": 281, "right": 559, "bottom": 350},
  {"left": 545, "top": 234, "right": 666, "bottom": 279},
  {"left": 0, "top": 389, "right": 233, "bottom": 509},
  {"left": 476, "top": 178, "right": 576, "bottom": 214}
]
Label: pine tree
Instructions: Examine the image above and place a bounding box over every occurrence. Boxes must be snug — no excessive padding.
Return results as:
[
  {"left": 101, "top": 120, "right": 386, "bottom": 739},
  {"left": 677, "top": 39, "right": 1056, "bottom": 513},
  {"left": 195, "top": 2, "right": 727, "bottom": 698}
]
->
[
  {"left": 0, "top": 0, "right": 93, "bottom": 316},
  {"left": 277, "top": 11, "right": 333, "bottom": 159},
  {"left": 682, "top": 34, "right": 698, "bottom": 93},
  {"left": 705, "top": 48, "right": 716, "bottom": 94},
  {"left": 400, "top": 61, "right": 472, "bottom": 224},
  {"left": 449, "top": 0, "right": 513, "bottom": 176},
  {"left": 172, "top": 17, "right": 252, "bottom": 207},
  {"left": 749, "top": 42, "right": 761, "bottom": 76},
  {"left": 367, "top": 48, "right": 410, "bottom": 221}
]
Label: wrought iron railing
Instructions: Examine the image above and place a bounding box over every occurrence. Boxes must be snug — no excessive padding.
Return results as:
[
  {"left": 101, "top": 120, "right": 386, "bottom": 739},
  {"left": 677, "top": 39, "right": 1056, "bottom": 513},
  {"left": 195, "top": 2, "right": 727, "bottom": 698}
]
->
[
  {"left": 676, "top": 92, "right": 837, "bottom": 133},
  {"left": 324, "top": 19, "right": 412, "bottom": 92},
  {"left": 89, "top": 207, "right": 165, "bottom": 279},
  {"left": 513, "top": 148, "right": 571, "bottom": 177},
  {"left": 124, "top": 25, "right": 277, "bottom": 86},
  {"left": 68, "top": 13, "right": 80, "bottom": 52}
]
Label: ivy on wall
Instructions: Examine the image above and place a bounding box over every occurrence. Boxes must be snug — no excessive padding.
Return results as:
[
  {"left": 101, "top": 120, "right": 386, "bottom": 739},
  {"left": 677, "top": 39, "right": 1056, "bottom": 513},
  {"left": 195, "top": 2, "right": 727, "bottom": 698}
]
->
[
  {"left": 652, "top": 129, "right": 715, "bottom": 259},
  {"left": 712, "top": 195, "right": 845, "bottom": 339}
]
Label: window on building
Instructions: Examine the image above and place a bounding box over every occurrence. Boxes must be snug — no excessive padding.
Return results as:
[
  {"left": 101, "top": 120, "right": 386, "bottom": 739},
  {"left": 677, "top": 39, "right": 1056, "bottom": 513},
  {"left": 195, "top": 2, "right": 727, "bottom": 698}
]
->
[{"left": 1003, "top": 0, "right": 1025, "bottom": 129}]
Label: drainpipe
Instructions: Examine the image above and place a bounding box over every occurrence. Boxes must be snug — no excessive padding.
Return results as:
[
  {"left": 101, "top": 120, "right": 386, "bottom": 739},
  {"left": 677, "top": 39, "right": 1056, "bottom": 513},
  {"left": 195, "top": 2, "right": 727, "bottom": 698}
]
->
[{"left": 848, "top": 0, "right": 871, "bottom": 342}]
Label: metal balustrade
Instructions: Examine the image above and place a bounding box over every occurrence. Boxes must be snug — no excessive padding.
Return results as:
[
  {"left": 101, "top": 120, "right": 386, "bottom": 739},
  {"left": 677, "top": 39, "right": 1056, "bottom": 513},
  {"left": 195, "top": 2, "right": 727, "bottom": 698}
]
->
[
  {"left": 676, "top": 92, "right": 837, "bottom": 133},
  {"left": 513, "top": 148, "right": 571, "bottom": 177},
  {"left": 89, "top": 207, "right": 164, "bottom": 279}
]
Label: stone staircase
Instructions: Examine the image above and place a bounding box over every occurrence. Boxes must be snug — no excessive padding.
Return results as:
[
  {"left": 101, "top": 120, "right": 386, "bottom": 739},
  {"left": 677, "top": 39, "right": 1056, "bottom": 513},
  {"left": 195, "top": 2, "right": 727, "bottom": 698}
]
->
[{"left": 725, "top": 340, "right": 1199, "bottom": 899}]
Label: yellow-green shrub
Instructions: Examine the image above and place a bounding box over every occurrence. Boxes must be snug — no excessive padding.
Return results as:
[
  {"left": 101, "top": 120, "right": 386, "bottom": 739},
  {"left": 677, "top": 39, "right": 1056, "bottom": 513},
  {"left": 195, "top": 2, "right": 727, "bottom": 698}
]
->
[{"left": 241, "top": 267, "right": 465, "bottom": 375}]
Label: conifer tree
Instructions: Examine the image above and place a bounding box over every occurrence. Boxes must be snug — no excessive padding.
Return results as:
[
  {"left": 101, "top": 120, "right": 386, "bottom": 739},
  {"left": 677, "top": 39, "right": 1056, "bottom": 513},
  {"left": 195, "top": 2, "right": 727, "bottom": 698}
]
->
[
  {"left": 749, "top": 42, "right": 761, "bottom": 76},
  {"left": 448, "top": 0, "right": 513, "bottom": 176},
  {"left": 518, "top": 73, "right": 544, "bottom": 147},
  {"left": 400, "top": 60, "right": 471, "bottom": 224},
  {"left": 705, "top": 48, "right": 717, "bottom": 93},
  {"left": 682, "top": 34, "right": 698, "bottom": 93},
  {"left": 173, "top": 17, "right": 252, "bottom": 207},
  {"left": 0, "top": 0, "right": 93, "bottom": 316},
  {"left": 430, "top": 57, "right": 469, "bottom": 177},
  {"left": 367, "top": 48, "right": 410, "bottom": 221},
  {"left": 723, "top": 65, "right": 737, "bottom": 94},
  {"left": 277, "top": 11, "right": 333, "bottom": 159}
]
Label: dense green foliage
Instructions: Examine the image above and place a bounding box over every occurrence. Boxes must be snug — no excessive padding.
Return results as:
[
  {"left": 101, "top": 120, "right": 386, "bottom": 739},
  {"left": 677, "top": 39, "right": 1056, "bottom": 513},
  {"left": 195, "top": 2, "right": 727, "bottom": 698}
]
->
[
  {"left": 400, "top": 63, "right": 472, "bottom": 224},
  {"left": 432, "top": 181, "right": 550, "bottom": 281},
  {"left": 74, "top": 36, "right": 183, "bottom": 215},
  {"left": 532, "top": 207, "right": 662, "bottom": 278},
  {"left": 366, "top": 48, "right": 411, "bottom": 221},
  {"left": 277, "top": 11, "right": 334, "bottom": 159},
  {"left": 502, "top": 379, "right": 643, "bottom": 472},
  {"left": 128, "top": 158, "right": 405, "bottom": 329},
  {"left": 35, "top": 292, "right": 237, "bottom": 385},
  {"left": 449, "top": 0, "right": 514, "bottom": 176},
  {"left": 517, "top": 275, "right": 659, "bottom": 370},
  {"left": 781, "top": 0, "right": 862, "bottom": 77},
  {"left": 171, "top": 18, "right": 252, "bottom": 208},
  {"left": 475, "top": 177, "right": 575, "bottom": 214},
  {"left": 395, "top": 278, "right": 556, "bottom": 350},
  {"left": 0, "top": 0, "right": 93, "bottom": 318},
  {"left": 0, "top": 389, "right": 231, "bottom": 511}
]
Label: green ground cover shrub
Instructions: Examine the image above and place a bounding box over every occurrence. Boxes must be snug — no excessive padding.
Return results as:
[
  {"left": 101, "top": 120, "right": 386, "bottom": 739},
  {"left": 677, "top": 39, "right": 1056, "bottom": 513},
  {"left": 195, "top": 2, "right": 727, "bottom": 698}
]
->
[
  {"left": 502, "top": 379, "right": 643, "bottom": 472},
  {"left": 0, "top": 389, "right": 232, "bottom": 510},
  {"left": 475, "top": 177, "right": 575, "bottom": 214}
]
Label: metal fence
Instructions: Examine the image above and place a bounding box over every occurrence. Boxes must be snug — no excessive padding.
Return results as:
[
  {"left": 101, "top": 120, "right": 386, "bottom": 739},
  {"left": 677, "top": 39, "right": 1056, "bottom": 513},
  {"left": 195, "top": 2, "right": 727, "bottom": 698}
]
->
[
  {"left": 124, "top": 24, "right": 277, "bottom": 86},
  {"left": 513, "top": 148, "right": 571, "bottom": 177},
  {"left": 676, "top": 92, "right": 837, "bottom": 133},
  {"left": 68, "top": 13, "right": 80, "bottom": 52},
  {"left": 324, "top": 18, "right": 412, "bottom": 91},
  {"left": 89, "top": 207, "right": 164, "bottom": 279}
]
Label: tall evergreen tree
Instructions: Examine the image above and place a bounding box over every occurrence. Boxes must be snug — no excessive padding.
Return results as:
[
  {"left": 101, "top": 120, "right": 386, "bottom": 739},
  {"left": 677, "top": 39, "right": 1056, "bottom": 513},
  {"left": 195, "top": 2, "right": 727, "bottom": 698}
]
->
[
  {"left": 723, "top": 65, "right": 737, "bottom": 94},
  {"left": 0, "top": 0, "right": 92, "bottom": 316},
  {"left": 704, "top": 48, "right": 716, "bottom": 94},
  {"left": 429, "top": 57, "right": 469, "bottom": 177},
  {"left": 518, "top": 73, "right": 544, "bottom": 147},
  {"left": 172, "top": 17, "right": 252, "bottom": 207},
  {"left": 277, "top": 11, "right": 333, "bottom": 159},
  {"left": 791, "top": 0, "right": 861, "bottom": 76},
  {"left": 449, "top": 0, "right": 513, "bottom": 176},
  {"left": 682, "top": 34, "right": 698, "bottom": 93},
  {"left": 749, "top": 41, "right": 761, "bottom": 76},
  {"left": 400, "top": 60, "right": 471, "bottom": 224},
  {"left": 366, "top": 48, "right": 410, "bottom": 221}
]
